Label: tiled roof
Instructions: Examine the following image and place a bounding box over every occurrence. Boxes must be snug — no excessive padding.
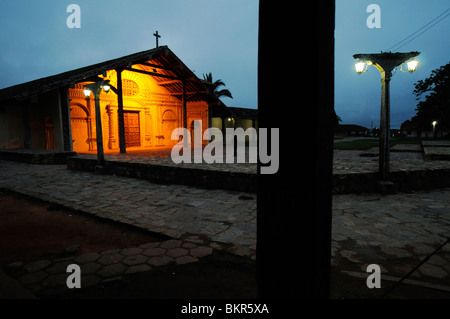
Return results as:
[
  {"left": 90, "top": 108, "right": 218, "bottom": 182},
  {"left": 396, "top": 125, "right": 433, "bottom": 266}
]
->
[{"left": 0, "top": 46, "right": 213, "bottom": 103}]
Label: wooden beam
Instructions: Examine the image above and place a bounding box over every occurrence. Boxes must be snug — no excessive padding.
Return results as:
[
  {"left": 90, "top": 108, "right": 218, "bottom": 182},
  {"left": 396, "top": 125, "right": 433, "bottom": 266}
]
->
[
  {"left": 126, "top": 67, "right": 180, "bottom": 81},
  {"left": 170, "top": 91, "right": 207, "bottom": 96},
  {"left": 157, "top": 79, "right": 182, "bottom": 85},
  {"left": 139, "top": 62, "right": 174, "bottom": 71}
]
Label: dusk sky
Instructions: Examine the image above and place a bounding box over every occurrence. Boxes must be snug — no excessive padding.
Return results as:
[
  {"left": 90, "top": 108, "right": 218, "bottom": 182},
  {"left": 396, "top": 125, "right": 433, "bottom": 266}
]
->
[
  {"left": 0, "top": 0, "right": 258, "bottom": 108},
  {"left": 1, "top": 1, "right": 449, "bottom": 129}
]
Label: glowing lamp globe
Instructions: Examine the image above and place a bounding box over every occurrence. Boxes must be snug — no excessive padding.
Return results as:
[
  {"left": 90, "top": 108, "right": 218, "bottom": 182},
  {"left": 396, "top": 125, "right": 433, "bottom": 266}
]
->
[
  {"left": 407, "top": 59, "right": 418, "bottom": 73},
  {"left": 355, "top": 61, "right": 366, "bottom": 74}
]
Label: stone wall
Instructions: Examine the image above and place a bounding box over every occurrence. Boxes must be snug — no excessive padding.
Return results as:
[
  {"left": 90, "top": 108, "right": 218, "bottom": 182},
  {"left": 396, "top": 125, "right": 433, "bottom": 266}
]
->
[
  {"left": 66, "top": 157, "right": 257, "bottom": 193},
  {"left": 0, "top": 150, "right": 76, "bottom": 164}
]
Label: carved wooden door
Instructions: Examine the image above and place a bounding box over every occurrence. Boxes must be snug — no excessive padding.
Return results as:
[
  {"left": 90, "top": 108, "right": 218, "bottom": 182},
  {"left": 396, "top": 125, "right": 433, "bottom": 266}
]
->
[{"left": 124, "top": 111, "right": 140, "bottom": 147}]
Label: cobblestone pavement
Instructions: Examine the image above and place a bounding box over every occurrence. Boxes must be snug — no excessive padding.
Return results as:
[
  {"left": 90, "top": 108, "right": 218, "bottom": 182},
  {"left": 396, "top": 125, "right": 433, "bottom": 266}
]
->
[
  {"left": 0, "top": 160, "right": 256, "bottom": 259},
  {"left": 7, "top": 238, "right": 213, "bottom": 296},
  {"left": 333, "top": 150, "right": 450, "bottom": 174},
  {"left": 1, "top": 151, "right": 450, "bottom": 296},
  {"left": 332, "top": 188, "right": 450, "bottom": 290}
]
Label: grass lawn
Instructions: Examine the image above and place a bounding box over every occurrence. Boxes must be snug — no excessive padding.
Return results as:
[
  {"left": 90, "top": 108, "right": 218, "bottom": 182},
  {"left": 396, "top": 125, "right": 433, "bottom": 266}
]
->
[{"left": 333, "top": 137, "right": 442, "bottom": 150}]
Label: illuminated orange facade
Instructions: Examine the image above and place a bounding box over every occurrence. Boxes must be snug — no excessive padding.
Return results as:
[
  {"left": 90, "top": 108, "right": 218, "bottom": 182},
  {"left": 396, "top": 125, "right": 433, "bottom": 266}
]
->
[
  {"left": 69, "top": 69, "right": 209, "bottom": 153},
  {"left": 0, "top": 46, "right": 215, "bottom": 153}
]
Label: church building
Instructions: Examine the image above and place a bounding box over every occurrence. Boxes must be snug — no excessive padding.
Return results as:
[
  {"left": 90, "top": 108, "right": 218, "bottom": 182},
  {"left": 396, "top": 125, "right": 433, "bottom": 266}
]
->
[{"left": 0, "top": 46, "right": 218, "bottom": 154}]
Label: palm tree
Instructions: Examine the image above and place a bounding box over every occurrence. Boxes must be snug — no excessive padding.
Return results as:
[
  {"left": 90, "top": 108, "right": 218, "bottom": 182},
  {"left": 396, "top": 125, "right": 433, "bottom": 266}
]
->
[{"left": 202, "top": 72, "right": 233, "bottom": 100}]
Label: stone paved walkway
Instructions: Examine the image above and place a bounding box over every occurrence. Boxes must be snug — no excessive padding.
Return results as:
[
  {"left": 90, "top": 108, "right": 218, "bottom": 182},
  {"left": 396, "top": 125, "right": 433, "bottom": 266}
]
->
[
  {"left": 7, "top": 238, "right": 213, "bottom": 296},
  {"left": 0, "top": 160, "right": 256, "bottom": 259},
  {"left": 333, "top": 150, "right": 450, "bottom": 174},
  {"left": 332, "top": 188, "right": 450, "bottom": 290},
  {"left": 1, "top": 155, "right": 450, "bottom": 296}
]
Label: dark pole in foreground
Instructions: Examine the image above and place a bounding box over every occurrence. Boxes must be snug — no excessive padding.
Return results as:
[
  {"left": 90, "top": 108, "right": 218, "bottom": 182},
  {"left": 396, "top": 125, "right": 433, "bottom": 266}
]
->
[{"left": 257, "top": 0, "right": 335, "bottom": 300}]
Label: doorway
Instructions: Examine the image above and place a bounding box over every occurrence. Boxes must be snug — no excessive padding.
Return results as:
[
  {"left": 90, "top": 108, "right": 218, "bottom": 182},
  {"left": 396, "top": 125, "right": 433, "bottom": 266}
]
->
[{"left": 124, "top": 111, "right": 140, "bottom": 147}]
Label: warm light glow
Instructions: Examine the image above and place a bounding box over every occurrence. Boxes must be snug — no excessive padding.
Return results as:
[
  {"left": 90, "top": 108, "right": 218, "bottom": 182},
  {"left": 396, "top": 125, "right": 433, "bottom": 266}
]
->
[
  {"left": 432, "top": 121, "right": 437, "bottom": 126},
  {"left": 407, "top": 59, "right": 418, "bottom": 72},
  {"left": 83, "top": 89, "right": 91, "bottom": 97},
  {"left": 355, "top": 61, "right": 366, "bottom": 74},
  {"left": 103, "top": 84, "right": 110, "bottom": 93}
]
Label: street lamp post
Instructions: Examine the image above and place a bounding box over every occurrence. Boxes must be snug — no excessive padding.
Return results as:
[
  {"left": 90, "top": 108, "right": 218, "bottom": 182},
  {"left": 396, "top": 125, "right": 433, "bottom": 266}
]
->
[
  {"left": 432, "top": 121, "right": 437, "bottom": 138},
  {"left": 84, "top": 80, "right": 110, "bottom": 166},
  {"left": 353, "top": 52, "right": 420, "bottom": 180}
]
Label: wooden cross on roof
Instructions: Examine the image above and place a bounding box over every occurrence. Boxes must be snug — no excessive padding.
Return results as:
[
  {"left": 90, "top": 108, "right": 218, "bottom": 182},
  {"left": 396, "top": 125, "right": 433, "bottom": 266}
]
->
[{"left": 153, "top": 31, "right": 161, "bottom": 48}]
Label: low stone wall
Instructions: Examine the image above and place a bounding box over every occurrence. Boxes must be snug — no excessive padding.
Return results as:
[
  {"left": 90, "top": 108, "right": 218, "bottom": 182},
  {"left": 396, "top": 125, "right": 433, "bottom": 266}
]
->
[
  {"left": 333, "top": 168, "right": 450, "bottom": 194},
  {"left": 66, "top": 156, "right": 450, "bottom": 195},
  {"left": 0, "top": 150, "right": 76, "bottom": 164},
  {"left": 66, "top": 157, "right": 257, "bottom": 193}
]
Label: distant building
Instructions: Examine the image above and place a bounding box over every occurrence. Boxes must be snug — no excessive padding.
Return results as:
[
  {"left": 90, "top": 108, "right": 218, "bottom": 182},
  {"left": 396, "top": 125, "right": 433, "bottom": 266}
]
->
[
  {"left": 334, "top": 124, "right": 369, "bottom": 137},
  {"left": 211, "top": 104, "right": 258, "bottom": 144},
  {"left": 400, "top": 119, "right": 449, "bottom": 138}
]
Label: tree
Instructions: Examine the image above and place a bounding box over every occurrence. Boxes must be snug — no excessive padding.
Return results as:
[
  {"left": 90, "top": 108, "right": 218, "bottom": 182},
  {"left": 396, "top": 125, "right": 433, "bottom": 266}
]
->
[
  {"left": 413, "top": 62, "right": 450, "bottom": 131},
  {"left": 202, "top": 73, "right": 233, "bottom": 100}
]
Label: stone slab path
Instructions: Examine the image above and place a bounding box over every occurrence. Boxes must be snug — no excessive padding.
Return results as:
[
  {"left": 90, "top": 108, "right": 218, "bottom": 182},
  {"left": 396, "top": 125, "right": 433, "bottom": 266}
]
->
[
  {"left": 0, "top": 160, "right": 256, "bottom": 259},
  {"left": 1, "top": 158, "right": 450, "bottom": 296},
  {"left": 332, "top": 188, "right": 450, "bottom": 290},
  {"left": 333, "top": 150, "right": 450, "bottom": 174},
  {"left": 7, "top": 238, "right": 212, "bottom": 296}
]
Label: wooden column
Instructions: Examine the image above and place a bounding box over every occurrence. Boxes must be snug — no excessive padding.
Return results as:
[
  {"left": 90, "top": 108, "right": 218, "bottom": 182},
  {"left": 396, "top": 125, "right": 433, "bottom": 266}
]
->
[
  {"left": 182, "top": 80, "right": 187, "bottom": 129},
  {"left": 59, "top": 86, "right": 73, "bottom": 151},
  {"left": 116, "top": 68, "right": 126, "bottom": 153},
  {"left": 21, "top": 101, "right": 32, "bottom": 149},
  {"left": 182, "top": 80, "right": 188, "bottom": 147}
]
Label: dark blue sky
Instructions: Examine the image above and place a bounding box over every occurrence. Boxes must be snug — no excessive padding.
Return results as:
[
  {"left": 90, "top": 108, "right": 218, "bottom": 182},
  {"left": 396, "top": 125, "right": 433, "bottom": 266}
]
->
[
  {"left": 0, "top": 0, "right": 258, "bottom": 108},
  {"left": 0, "top": 1, "right": 448, "bottom": 129}
]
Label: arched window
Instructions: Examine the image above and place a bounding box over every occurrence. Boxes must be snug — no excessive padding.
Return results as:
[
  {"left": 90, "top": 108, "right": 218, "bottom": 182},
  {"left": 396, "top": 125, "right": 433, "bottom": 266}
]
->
[{"left": 122, "top": 79, "right": 139, "bottom": 96}]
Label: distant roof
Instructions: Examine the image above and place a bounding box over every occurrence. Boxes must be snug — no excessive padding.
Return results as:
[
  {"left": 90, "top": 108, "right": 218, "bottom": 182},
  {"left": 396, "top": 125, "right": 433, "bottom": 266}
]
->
[
  {"left": 211, "top": 105, "right": 258, "bottom": 120},
  {"left": 227, "top": 107, "right": 258, "bottom": 120},
  {"left": 336, "top": 124, "right": 369, "bottom": 131},
  {"left": 0, "top": 46, "right": 214, "bottom": 103}
]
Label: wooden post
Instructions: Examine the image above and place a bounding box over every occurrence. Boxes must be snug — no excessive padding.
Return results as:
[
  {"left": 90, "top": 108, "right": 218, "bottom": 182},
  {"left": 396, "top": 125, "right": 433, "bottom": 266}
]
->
[
  {"left": 116, "top": 68, "right": 126, "bottom": 153},
  {"left": 59, "top": 86, "right": 73, "bottom": 151},
  {"left": 21, "top": 101, "right": 32, "bottom": 149},
  {"left": 182, "top": 80, "right": 188, "bottom": 147},
  {"left": 182, "top": 80, "right": 187, "bottom": 129}
]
